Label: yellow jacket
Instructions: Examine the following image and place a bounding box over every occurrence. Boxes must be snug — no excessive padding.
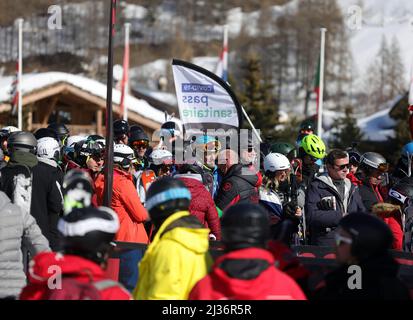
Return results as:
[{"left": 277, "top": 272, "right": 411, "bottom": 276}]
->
[{"left": 133, "top": 211, "right": 212, "bottom": 300}]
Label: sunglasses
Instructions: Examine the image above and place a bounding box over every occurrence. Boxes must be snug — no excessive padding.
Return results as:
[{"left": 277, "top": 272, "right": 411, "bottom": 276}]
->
[
  {"left": 335, "top": 233, "right": 352, "bottom": 246},
  {"left": 132, "top": 140, "right": 149, "bottom": 149},
  {"left": 203, "top": 141, "right": 222, "bottom": 153},
  {"left": 334, "top": 163, "right": 350, "bottom": 170}
]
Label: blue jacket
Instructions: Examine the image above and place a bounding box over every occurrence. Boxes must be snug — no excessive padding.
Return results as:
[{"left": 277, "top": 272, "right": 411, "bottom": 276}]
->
[{"left": 305, "top": 173, "right": 366, "bottom": 246}]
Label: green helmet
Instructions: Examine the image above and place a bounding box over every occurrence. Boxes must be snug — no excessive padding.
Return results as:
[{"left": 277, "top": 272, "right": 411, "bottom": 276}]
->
[
  {"left": 300, "top": 134, "right": 326, "bottom": 159},
  {"left": 270, "top": 142, "right": 295, "bottom": 156}
]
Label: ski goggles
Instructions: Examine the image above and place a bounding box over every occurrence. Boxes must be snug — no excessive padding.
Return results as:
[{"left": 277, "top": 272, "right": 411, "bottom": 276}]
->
[
  {"left": 335, "top": 233, "right": 353, "bottom": 246},
  {"left": 131, "top": 140, "right": 149, "bottom": 149}
]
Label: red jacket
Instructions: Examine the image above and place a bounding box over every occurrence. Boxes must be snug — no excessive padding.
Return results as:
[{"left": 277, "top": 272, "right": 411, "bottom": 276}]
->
[
  {"left": 20, "top": 252, "right": 131, "bottom": 300},
  {"left": 95, "top": 168, "right": 149, "bottom": 244},
  {"left": 189, "top": 247, "right": 307, "bottom": 300},
  {"left": 177, "top": 176, "right": 221, "bottom": 240}
]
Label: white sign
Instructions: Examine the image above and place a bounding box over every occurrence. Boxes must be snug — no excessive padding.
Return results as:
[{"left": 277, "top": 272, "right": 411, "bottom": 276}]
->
[{"left": 172, "top": 61, "right": 241, "bottom": 131}]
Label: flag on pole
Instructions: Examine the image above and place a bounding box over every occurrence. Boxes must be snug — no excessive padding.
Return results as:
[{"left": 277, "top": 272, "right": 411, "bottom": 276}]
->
[
  {"left": 9, "top": 62, "right": 19, "bottom": 115},
  {"left": 172, "top": 59, "right": 242, "bottom": 134},
  {"left": 120, "top": 23, "right": 130, "bottom": 121},
  {"left": 215, "top": 25, "right": 228, "bottom": 82}
]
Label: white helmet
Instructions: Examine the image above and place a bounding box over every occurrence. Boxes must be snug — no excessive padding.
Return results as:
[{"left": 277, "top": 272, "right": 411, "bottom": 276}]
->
[
  {"left": 37, "top": 137, "right": 61, "bottom": 161},
  {"left": 150, "top": 149, "right": 173, "bottom": 165},
  {"left": 264, "top": 153, "right": 291, "bottom": 172},
  {"left": 66, "top": 135, "right": 85, "bottom": 148},
  {"left": 113, "top": 144, "right": 137, "bottom": 168}
]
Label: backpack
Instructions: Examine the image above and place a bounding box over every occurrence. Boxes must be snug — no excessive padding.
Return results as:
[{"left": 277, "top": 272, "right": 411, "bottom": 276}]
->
[{"left": 48, "top": 278, "right": 121, "bottom": 300}]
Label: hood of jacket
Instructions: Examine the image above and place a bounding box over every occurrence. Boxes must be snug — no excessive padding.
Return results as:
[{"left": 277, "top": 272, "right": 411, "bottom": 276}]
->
[
  {"left": 174, "top": 173, "right": 203, "bottom": 184},
  {"left": 209, "top": 247, "right": 285, "bottom": 299},
  {"left": 148, "top": 211, "right": 210, "bottom": 255},
  {"left": 37, "top": 157, "right": 59, "bottom": 168},
  {"left": 8, "top": 150, "right": 38, "bottom": 168},
  {"left": 27, "top": 251, "right": 105, "bottom": 285}
]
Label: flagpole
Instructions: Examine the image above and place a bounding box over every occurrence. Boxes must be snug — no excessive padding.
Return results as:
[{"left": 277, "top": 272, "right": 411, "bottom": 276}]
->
[
  {"left": 103, "top": 0, "right": 117, "bottom": 208},
  {"left": 222, "top": 25, "right": 228, "bottom": 82},
  {"left": 122, "top": 22, "right": 130, "bottom": 122},
  {"left": 242, "top": 106, "right": 263, "bottom": 143},
  {"left": 317, "top": 28, "right": 327, "bottom": 139},
  {"left": 17, "top": 18, "right": 23, "bottom": 130}
]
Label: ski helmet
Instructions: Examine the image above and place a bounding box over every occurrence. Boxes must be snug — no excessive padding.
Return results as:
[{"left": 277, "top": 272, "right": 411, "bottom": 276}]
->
[
  {"left": 129, "top": 128, "right": 149, "bottom": 143},
  {"left": 145, "top": 177, "right": 191, "bottom": 225},
  {"left": 221, "top": 203, "right": 270, "bottom": 251},
  {"left": 299, "top": 119, "right": 315, "bottom": 132},
  {"left": 113, "top": 144, "right": 137, "bottom": 169},
  {"left": 37, "top": 137, "right": 61, "bottom": 162},
  {"left": 48, "top": 123, "right": 69, "bottom": 145},
  {"left": 160, "top": 121, "right": 182, "bottom": 139},
  {"left": 113, "top": 119, "right": 129, "bottom": 137},
  {"left": 347, "top": 149, "right": 361, "bottom": 166},
  {"left": 270, "top": 142, "right": 296, "bottom": 157},
  {"left": 263, "top": 153, "right": 291, "bottom": 173},
  {"left": 300, "top": 134, "right": 326, "bottom": 159},
  {"left": 7, "top": 131, "right": 37, "bottom": 154},
  {"left": 34, "top": 128, "right": 59, "bottom": 142},
  {"left": 402, "top": 142, "right": 413, "bottom": 156},
  {"left": 58, "top": 206, "right": 119, "bottom": 264},
  {"left": 338, "top": 213, "right": 393, "bottom": 262},
  {"left": 359, "top": 152, "right": 388, "bottom": 172},
  {"left": 64, "top": 135, "right": 86, "bottom": 161},
  {"left": 149, "top": 149, "right": 173, "bottom": 166},
  {"left": 62, "top": 169, "right": 94, "bottom": 215}
]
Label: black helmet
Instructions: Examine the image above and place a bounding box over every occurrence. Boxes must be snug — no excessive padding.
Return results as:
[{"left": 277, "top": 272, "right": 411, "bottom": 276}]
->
[
  {"left": 347, "top": 149, "right": 361, "bottom": 165},
  {"left": 58, "top": 206, "right": 119, "bottom": 264},
  {"left": 338, "top": 213, "right": 393, "bottom": 262},
  {"left": 62, "top": 169, "right": 94, "bottom": 215},
  {"left": 129, "top": 128, "right": 149, "bottom": 143},
  {"left": 34, "top": 128, "right": 59, "bottom": 142},
  {"left": 130, "top": 125, "right": 144, "bottom": 133},
  {"left": 87, "top": 134, "right": 104, "bottom": 142},
  {"left": 300, "top": 119, "right": 315, "bottom": 132},
  {"left": 221, "top": 203, "right": 270, "bottom": 252},
  {"left": 359, "top": 152, "right": 388, "bottom": 171},
  {"left": 7, "top": 131, "right": 37, "bottom": 154},
  {"left": 113, "top": 120, "right": 129, "bottom": 137},
  {"left": 48, "top": 123, "right": 69, "bottom": 138},
  {"left": 145, "top": 177, "right": 191, "bottom": 227},
  {"left": 161, "top": 121, "right": 181, "bottom": 138}
]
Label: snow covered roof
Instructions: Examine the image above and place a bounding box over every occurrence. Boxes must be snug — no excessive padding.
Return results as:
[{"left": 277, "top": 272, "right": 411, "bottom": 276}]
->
[
  {"left": 357, "top": 106, "right": 396, "bottom": 142},
  {"left": 0, "top": 72, "right": 179, "bottom": 125}
]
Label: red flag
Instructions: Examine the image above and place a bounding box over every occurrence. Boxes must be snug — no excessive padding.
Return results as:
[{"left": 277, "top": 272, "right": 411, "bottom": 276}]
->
[{"left": 119, "top": 26, "right": 130, "bottom": 119}]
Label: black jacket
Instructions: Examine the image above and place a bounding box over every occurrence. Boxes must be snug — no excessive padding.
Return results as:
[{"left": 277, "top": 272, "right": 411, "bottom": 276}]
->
[
  {"left": 313, "top": 255, "right": 410, "bottom": 300},
  {"left": 358, "top": 182, "right": 385, "bottom": 212},
  {"left": 305, "top": 173, "right": 366, "bottom": 246},
  {"left": 0, "top": 152, "right": 63, "bottom": 251},
  {"left": 215, "top": 164, "right": 261, "bottom": 212}
]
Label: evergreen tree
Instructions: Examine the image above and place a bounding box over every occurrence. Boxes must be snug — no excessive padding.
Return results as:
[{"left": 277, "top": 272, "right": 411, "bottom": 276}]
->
[
  {"left": 331, "top": 107, "right": 364, "bottom": 149},
  {"left": 238, "top": 53, "right": 280, "bottom": 138}
]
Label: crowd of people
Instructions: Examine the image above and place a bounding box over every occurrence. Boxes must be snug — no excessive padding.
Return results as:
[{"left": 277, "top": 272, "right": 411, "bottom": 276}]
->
[{"left": 1, "top": 118, "right": 413, "bottom": 300}]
